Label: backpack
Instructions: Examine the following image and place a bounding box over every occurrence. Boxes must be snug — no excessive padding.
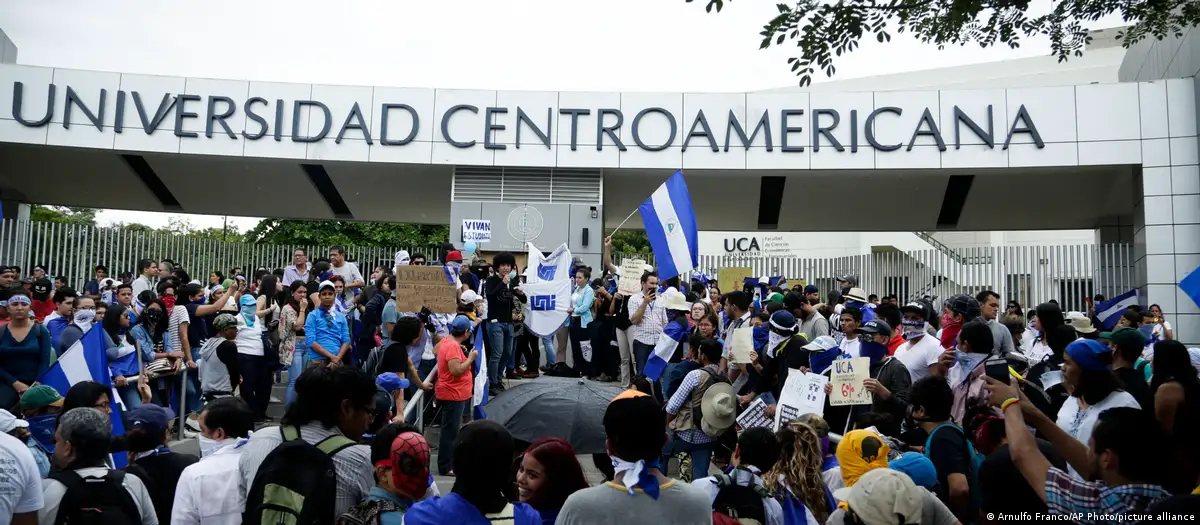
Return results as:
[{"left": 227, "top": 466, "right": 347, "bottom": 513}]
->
[
  {"left": 336, "top": 498, "right": 403, "bottom": 525},
  {"left": 923, "top": 423, "right": 984, "bottom": 512},
  {"left": 48, "top": 469, "right": 141, "bottom": 525},
  {"left": 711, "top": 471, "right": 769, "bottom": 525},
  {"left": 243, "top": 426, "right": 358, "bottom": 525},
  {"left": 691, "top": 368, "right": 731, "bottom": 436}
]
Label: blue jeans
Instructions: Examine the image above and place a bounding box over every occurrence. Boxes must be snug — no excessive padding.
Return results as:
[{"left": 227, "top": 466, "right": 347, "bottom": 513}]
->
[
  {"left": 285, "top": 341, "right": 309, "bottom": 407},
  {"left": 541, "top": 334, "right": 557, "bottom": 365},
  {"left": 115, "top": 384, "right": 143, "bottom": 411},
  {"left": 633, "top": 341, "right": 655, "bottom": 376},
  {"left": 662, "top": 435, "right": 716, "bottom": 481},
  {"left": 486, "top": 322, "right": 514, "bottom": 383},
  {"left": 437, "top": 399, "right": 468, "bottom": 474}
]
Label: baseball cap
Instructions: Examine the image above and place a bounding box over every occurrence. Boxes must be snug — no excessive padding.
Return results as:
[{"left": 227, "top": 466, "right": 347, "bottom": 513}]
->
[
  {"left": 128, "top": 404, "right": 176, "bottom": 438},
  {"left": 836, "top": 273, "right": 859, "bottom": 286},
  {"left": 765, "top": 292, "right": 784, "bottom": 304},
  {"left": 318, "top": 280, "right": 336, "bottom": 291},
  {"left": 20, "top": 385, "right": 64, "bottom": 410},
  {"left": 445, "top": 251, "right": 464, "bottom": 263},
  {"left": 461, "top": 290, "right": 482, "bottom": 304},
  {"left": 1106, "top": 326, "right": 1146, "bottom": 348},
  {"left": 844, "top": 287, "right": 869, "bottom": 304},
  {"left": 900, "top": 301, "right": 926, "bottom": 317},
  {"left": 889, "top": 451, "right": 938, "bottom": 491},
  {"left": 834, "top": 468, "right": 925, "bottom": 525},
  {"left": 801, "top": 335, "right": 839, "bottom": 352},
  {"left": 945, "top": 294, "right": 981, "bottom": 321},
  {"left": 32, "top": 278, "right": 52, "bottom": 299},
  {"left": 449, "top": 315, "right": 473, "bottom": 335},
  {"left": 1065, "top": 311, "right": 1097, "bottom": 334},
  {"left": 803, "top": 284, "right": 819, "bottom": 295},
  {"left": 0, "top": 409, "right": 29, "bottom": 433},
  {"left": 857, "top": 319, "right": 892, "bottom": 338},
  {"left": 213, "top": 313, "right": 239, "bottom": 331},
  {"left": 769, "top": 310, "right": 798, "bottom": 332},
  {"left": 376, "top": 372, "right": 411, "bottom": 393}
]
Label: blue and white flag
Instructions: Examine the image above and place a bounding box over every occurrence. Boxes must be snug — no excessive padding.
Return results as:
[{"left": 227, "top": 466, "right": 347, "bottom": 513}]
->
[
  {"left": 37, "top": 326, "right": 127, "bottom": 467},
  {"left": 1096, "top": 289, "right": 1139, "bottom": 329},
  {"left": 520, "top": 279, "right": 571, "bottom": 337},
  {"left": 525, "top": 242, "right": 572, "bottom": 284},
  {"left": 639, "top": 171, "right": 699, "bottom": 282},
  {"left": 644, "top": 320, "right": 689, "bottom": 381},
  {"left": 472, "top": 326, "right": 488, "bottom": 420}
]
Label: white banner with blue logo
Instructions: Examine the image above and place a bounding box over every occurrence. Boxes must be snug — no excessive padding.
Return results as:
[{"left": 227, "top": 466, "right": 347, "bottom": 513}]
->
[
  {"left": 520, "top": 279, "right": 572, "bottom": 337},
  {"left": 525, "top": 242, "right": 572, "bottom": 284}
]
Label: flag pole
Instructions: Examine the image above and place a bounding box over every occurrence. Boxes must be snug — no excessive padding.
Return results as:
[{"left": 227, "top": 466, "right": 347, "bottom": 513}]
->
[{"left": 609, "top": 207, "right": 640, "bottom": 235}]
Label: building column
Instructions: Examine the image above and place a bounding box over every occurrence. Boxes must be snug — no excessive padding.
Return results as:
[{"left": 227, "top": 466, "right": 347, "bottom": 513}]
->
[{"left": 1135, "top": 79, "right": 1200, "bottom": 345}]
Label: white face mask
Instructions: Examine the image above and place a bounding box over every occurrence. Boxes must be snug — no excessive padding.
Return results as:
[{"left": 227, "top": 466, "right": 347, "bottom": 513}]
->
[
  {"left": 767, "top": 331, "right": 789, "bottom": 358},
  {"left": 901, "top": 320, "right": 925, "bottom": 340},
  {"left": 198, "top": 435, "right": 235, "bottom": 458},
  {"left": 73, "top": 309, "right": 96, "bottom": 326}
]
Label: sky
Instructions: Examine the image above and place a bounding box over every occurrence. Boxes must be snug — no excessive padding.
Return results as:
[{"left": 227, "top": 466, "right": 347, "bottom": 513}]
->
[{"left": 0, "top": 0, "right": 1122, "bottom": 231}]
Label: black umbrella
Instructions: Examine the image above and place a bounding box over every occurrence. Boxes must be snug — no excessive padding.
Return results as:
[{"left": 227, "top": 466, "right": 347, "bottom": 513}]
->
[{"left": 483, "top": 376, "right": 627, "bottom": 454}]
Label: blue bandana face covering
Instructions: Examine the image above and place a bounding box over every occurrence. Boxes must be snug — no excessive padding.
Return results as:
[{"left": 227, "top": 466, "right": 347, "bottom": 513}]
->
[
  {"left": 610, "top": 456, "right": 661, "bottom": 499},
  {"left": 860, "top": 341, "right": 889, "bottom": 366}
]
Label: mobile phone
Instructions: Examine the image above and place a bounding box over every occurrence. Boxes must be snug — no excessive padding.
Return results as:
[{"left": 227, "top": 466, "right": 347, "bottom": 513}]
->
[{"left": 984, "top": 357, "right": 1010, "bottom": 382}]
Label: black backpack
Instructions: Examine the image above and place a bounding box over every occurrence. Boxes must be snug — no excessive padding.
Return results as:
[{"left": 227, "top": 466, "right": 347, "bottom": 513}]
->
[
  {"left": 243, "top": 426, "right": 358, "bottom": 525},
  {"left": 711, "top": 470, "right": 769, "bottom": 525},
  {"left": 48, "top": 470, "right": 141, "bottom": 525}
]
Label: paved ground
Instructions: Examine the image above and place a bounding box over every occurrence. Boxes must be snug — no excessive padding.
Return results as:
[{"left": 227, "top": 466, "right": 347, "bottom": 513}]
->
[{"left": 167, "top": 375, "right": 614, "bottom": 489}]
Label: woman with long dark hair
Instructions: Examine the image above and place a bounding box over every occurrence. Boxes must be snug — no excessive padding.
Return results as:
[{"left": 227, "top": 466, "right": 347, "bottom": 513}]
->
[
  {"left": 515, "top": 438, "right": 589, "bottom": 524},
  {"left": 130, "top": 298, "right": 181, "bottom": 407},
  {"left": 255, "top": 274, "right": 280, "bottom": 356},
  {"left": 281, "top": 281, "right": 310, "bottom": 407},
  {"left": 1054, "top": 338, "right": 1140, "bottom": 480},
  {"left": 404, "top": 420, "right": 541, "bottom": 524},
  {"left": 1026, "top": 302, "right": 1065, "bottom": 363},
  {"left": 568, "top": 267, "right": 596, "bottom": 379},
  {"left": 103, "top": 303, "right": 146, "bottom": 410},
  {"left": 1151, "top": 340, "right": 1200, "bottom": 493}
]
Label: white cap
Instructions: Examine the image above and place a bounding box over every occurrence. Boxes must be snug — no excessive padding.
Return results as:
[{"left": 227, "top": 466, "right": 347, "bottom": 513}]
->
[
  {"left": 188, "top": 280, "right": 202, "bottom": 287},
  {"left": 461, "top": 290, "right": 482, "bottom": 304},
  {"left": 318, "top": 280, "right": 336, "bottom": 291},
  {"left": 0, "top": 409, "right": 28, "bottom": 433}
]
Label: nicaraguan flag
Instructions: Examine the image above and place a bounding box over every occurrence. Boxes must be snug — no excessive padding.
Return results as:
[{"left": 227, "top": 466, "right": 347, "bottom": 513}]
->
[
  {"left": 471, "top": 326, "right": 488, "bottom": 420},
  {"left": 644, "top": 320, "right": 689, "bottom": 381},
  {"left": 37, "top": 326, "right": 128, "bottom": 467},
  {"left": 1096, "top": 289, "right": 1139, "bottom": 329},
  {"left": 639, "top": 170, "right": 698, "bottom": 282}
]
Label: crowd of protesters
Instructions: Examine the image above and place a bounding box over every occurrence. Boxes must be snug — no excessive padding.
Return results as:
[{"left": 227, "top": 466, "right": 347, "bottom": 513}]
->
[{"left": 0, "top": 239, "right": 1197, "bottom": 525}]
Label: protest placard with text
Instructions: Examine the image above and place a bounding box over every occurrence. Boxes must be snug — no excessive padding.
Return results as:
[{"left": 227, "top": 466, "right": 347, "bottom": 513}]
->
[
  {"left": 395, "top": 266, "right": 458, "bottom": 313},
  {"left": 829, "top": 357, "right": 872, "bottom": 406}
]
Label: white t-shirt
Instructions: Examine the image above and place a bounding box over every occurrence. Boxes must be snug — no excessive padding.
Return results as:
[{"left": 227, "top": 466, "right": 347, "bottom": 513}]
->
[
  {"left": 894, "top": 335, "right": 943, "bottom": 382},
  {"left": 234, "top": 315, "right": 265, "bottom": 357},
  {"left": 840, "top": 337, "right": 861, "bottom": 359},
  {"left": 0, "top": 433, "right": 42, "bottom": 518},
  {"left": 41, "top": 466, "right": 158, "bottom": 524},
  {"left": 330, "top": 262, "right": 363, "bottom": 302},
  {"left": 1027, "top": 339, "right": 1053, "bottom": 364},
  {"left": 1056, "top": 390, "right": 1141, "bottom": 479}
]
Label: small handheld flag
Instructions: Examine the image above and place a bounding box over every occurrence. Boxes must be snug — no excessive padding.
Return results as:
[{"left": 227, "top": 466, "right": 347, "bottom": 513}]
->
[{"left": 639, "top": 171, "right": 699, "bottom": 282}]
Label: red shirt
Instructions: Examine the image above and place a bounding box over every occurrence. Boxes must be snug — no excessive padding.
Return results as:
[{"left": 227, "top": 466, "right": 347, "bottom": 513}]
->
[
  {"left": 31, "top": 300, "right": 53, "bottom": 322},
  {"left": 435, "top": 336, "right": 473, "bottom": 402},
  {"left": 887, "top": 333, "right": 905, "bottom": 355}
]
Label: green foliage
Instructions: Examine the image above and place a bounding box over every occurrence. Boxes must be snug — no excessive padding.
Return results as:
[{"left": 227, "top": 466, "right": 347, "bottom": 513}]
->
[
  {"left": 245, "top": 219, "right": 449, "bottom": 247},
  {"left": 691, "top": 0, "right": 1200, "bottom": 86},
  {"left": 607, "top": 229, "right": 652, "bottom": 256},
  {"left": 29, "top": 205, "right": 97, "bottom": 226}
]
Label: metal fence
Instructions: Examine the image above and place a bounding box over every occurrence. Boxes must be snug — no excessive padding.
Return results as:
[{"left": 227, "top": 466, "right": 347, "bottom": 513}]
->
[
  {"left": 0, "top": 220, "right": 444, "bottom": 288},
  {"left": 617, "top": 243, "right": 1136, "bottom": 313}
]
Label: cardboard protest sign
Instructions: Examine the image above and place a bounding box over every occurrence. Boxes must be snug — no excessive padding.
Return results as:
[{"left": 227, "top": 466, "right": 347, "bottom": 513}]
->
[
  {"left": 395, "top": 266, "right": 458, "bottom": 313},
  {"left": 618, "top": 258, "right": 646, "bottom": 295},
  {"left": 775, "top": 370, "right": 828, "bottom": 431},
  {"left": 830, "top": 357, "right": 872, "bottom": 406},
  {"left": 718, "top": 267, "right": 753, "bottom": 297}
]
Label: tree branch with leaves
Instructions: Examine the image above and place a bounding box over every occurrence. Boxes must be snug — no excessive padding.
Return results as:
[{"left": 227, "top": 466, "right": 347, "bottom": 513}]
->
[{"left": 691, "top": 0, "right": 1200, "bottom": 86}]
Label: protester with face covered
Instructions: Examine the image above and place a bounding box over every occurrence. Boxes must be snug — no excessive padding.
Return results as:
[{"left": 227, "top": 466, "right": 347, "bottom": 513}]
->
[
  {"left": 841, "top": 320, "right": 912, "bottom": 425},
  {"left": 741, "top": 310, "right": 807, "bottom": 416},
  {"left": 894, "top": 301, "right": 944, "bottom": 383}
]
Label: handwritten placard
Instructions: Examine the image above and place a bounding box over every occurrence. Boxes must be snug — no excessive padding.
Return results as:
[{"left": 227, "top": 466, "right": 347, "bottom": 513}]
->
[
  {"left": 736, "top": 397, "right": 772, "bottom": 430},
  {"left": 830, "top": 357, "right": 872, "bottom": 406},
  {"left": 775, "top": 370, "right": 829, "bottom": 431},
  {"left": 718, "top": 267, "right": 754, "bottom": 298},
  {"left": 395, "top": 266, "right": 458, "bottom": 313},
  {"left": 729, "top": 327, "right": 754, "bottom": 364},
  {"left": 618, "top": 258, "right": 646, "bottom": 295}
]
